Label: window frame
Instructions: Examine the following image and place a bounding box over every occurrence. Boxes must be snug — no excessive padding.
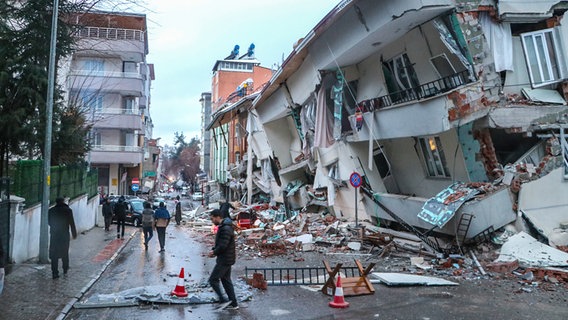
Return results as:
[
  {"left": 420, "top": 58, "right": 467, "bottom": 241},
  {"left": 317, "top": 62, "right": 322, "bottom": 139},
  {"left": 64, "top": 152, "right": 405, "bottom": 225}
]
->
[
  {"left": 520, "top": 28, "right": 566, "bottom": 87},
  {"left": 418, "top": 136, "right": 450, "bottom": 178}
]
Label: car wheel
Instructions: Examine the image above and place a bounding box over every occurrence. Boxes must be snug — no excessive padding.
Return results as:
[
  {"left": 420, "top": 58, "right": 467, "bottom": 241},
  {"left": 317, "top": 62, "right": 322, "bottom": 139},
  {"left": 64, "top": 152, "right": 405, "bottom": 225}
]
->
[{"left": 133, "top": 218, "right": 141, "bottom": 227}]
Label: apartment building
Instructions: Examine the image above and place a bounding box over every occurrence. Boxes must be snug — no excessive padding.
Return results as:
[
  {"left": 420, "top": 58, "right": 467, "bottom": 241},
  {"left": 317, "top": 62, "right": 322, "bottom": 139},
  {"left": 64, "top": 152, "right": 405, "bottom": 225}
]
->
[
  {"left": 207, "top": 46, "right": 273, "bottom": 200},
  {"left": 65, "top": 11, "right": 154, "bottom": 195},
  {"left": 247, "top": 0, "right": 568, "bottom": 244}
]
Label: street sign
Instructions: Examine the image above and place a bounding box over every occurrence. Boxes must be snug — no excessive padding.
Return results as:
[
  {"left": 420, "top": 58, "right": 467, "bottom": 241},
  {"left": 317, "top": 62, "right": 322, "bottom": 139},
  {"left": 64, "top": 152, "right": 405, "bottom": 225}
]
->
[
  {"left": 131, "top": 184, "right": 140, "bottom": 192},
  {"left": 132, "top": 177, "right": 140, "bottom": 184},
  {"left": 350, "top": 172, "right": 362, "bottom": 188}
]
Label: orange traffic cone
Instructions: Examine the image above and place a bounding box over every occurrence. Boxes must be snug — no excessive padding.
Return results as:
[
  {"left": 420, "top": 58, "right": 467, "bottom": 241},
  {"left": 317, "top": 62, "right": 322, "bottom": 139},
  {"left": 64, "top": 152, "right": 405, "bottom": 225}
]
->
[
  {"left": 171, "top": 267, "right": 188, "bottom": 297},
  {"left": 329, "top": 274, "right": 349, "bottom": 308}
]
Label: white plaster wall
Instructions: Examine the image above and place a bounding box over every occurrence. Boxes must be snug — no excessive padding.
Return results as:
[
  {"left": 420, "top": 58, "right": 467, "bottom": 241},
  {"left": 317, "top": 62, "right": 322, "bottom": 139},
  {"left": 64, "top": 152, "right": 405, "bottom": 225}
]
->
[
  {"left": 356, "top": 53, "right": 387, "bottom": 102},
  {"left": 286, "top": 54, "right": 320, "bottom": 105},
  {"left": 380, "top": 128, "right": 468, "bottom": 198},
  {"left": 10, "top": 203, "right": 41, "bottom": 264},
  {"left": 256, "top": 88, "right": 289, "bottom": 124},
  {"left": 68, "top": 194, "right": 98, "bottom": 233},
  {"left": 263, "top": 117, "right": 299, "bottom": 168}
]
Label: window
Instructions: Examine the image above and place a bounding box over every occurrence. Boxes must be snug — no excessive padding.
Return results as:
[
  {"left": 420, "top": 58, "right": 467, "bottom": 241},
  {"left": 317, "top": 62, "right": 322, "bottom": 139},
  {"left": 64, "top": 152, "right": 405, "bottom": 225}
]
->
[
  {"left": 123, "top": 61, "right": 137, "bottom": 73},
  {"left": 82, "top": 59, "right": 104, "bottom": 73},
  {"left": 123, "top": 97, "right": 136, "bottom": 113},
  {"left": 382, "top": 53, "right": 420, "bottom": 102},
  {"left": 81, "top": 90, "right": 103, "bottom": 110},
  {"left": 521, "top": 28, "right": 567, "bottom": 87},
  {"left": 92, "top": 132, "right": 101, "bottom": 146},
  {"left": 418, "top": 136, "right": 450, "bottom": 178}
]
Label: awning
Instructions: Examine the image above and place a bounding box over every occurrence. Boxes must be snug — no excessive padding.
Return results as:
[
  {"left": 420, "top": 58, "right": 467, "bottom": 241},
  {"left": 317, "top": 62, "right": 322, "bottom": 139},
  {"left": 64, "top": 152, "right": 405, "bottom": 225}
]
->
[{"left": 206, "top": 93, "right": 258, "bottom": 131}]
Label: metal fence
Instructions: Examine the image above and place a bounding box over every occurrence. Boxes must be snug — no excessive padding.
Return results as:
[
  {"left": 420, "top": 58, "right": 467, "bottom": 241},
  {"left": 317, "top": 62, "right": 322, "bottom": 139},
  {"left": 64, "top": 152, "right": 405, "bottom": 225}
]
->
[{"left": 10, "top": 161, "right": 98, "bottom": 207}]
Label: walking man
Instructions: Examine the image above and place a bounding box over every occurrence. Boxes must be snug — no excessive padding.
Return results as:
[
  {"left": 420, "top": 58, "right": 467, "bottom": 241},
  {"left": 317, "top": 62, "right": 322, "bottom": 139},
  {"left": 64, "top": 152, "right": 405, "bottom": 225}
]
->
[
  {"left": 141, "top": 201, "right": 154, "bottom": 250},
  {"left": 175, "top": 195, "right": 182, "bottom": 225},
  {"left": 48, "top": 197, "right": 77, "bottom": 279},
  {"left": 154, "top": 202, "right": 170, "bottom": 252},
  {"left": 114, "top": 196, "right": 127, "bottom": 239},
  {"left": 208, "top": 209, "right": 238, "bottom": 310},
  {"left": 102, "top": 197, "right": 113, "bottom": 231}
]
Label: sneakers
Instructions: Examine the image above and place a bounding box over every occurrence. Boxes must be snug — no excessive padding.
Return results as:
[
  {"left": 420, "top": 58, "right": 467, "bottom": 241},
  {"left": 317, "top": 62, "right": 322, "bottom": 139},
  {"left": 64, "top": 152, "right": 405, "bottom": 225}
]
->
[
  {"left": 226, "top": 304, "right": 239, "bottom": 310},
  {"left": 216, "top": 301, "right": 232, "bottom": 310}
]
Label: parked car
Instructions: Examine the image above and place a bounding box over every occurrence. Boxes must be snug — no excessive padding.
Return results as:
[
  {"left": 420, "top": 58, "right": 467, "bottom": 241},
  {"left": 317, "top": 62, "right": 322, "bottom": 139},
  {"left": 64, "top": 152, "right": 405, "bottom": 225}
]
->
[
  {"left": 192, "top": 192, "right": 203, "bottom": 201},
  {"left": 111, "top": 198, "right": 145, "bottom": 227},
  {"left": 152, "top": 197, "right": 166, "bottom": 209}
]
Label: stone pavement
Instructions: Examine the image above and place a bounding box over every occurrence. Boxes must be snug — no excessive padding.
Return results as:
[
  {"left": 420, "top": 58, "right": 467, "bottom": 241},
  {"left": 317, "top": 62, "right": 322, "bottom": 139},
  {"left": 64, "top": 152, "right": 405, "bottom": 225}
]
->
[{"left": 0, "top": 225, "right": 138, "bottom": 320}]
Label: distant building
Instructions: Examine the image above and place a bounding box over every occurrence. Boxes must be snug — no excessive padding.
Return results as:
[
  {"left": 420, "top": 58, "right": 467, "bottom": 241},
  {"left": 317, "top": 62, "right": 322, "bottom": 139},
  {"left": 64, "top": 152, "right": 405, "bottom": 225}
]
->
[
  {"left": 63, "top": 11, "right": 155, "bottom": 195},
  {"left": 207, "top": 45, "right": 273, "bottom": 200}
]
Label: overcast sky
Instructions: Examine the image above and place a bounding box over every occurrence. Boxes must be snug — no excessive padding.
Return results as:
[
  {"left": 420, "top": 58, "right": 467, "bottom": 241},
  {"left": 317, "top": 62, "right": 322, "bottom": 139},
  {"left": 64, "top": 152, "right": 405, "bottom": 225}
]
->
[{"left": 144, "top": 1, "right": 338, "bottom": 146}]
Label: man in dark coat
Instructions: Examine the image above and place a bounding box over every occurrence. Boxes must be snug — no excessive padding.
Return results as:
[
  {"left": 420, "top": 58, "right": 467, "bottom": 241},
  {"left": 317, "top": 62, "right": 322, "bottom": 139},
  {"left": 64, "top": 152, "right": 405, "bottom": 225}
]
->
[
  {"left": 219, "top": 199, "right": 235, "bottom": 219},
  {"left": 174, "top": 195, "right": 182, "bottom": 225},
  {"left": 114, "top": 196, "right": 127, "bottom": 239},
  {"left": 102, "top": 197, "right": 113, "bottom": 231},
  {"left": 208, "top": 209, "right": 238, "bottom": 310},
  {"left": 48, "top": 197, "right": 77, "bottom": 279}
]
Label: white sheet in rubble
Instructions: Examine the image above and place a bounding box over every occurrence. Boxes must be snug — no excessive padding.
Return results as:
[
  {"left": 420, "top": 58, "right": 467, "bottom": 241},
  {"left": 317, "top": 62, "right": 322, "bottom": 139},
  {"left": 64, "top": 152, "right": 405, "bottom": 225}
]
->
[
  {"left": 371, "top": 273, "right": 458, "bottom": 286},
  {"left": 495, "top": 231, "right": 568, "bottom": 267},
  {"left": 286, "top": 234, "right": 313, "bottom": 244}
]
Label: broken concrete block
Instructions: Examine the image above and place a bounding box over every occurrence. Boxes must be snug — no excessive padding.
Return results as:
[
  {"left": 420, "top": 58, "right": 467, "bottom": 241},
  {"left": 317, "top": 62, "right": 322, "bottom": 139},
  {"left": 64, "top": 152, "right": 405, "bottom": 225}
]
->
[
  {"left": 347, "top": 242, "right": 361, "bottom": 251},
  {"left": 485, "top": 260, "right": 519, "bottom": 273}
]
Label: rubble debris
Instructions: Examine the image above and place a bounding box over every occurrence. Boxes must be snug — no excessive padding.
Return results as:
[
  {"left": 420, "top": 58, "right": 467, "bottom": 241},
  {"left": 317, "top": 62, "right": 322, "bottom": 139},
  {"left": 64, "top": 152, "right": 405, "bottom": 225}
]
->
[
  {"left": 371, "top": 273, "right": 459, "bottom": 286},
  {"left": 495, "top": 232, "right": 568, "bottom": 267},
  {"left": 245, "top": 273, "right": 268, "bottom": 290}
]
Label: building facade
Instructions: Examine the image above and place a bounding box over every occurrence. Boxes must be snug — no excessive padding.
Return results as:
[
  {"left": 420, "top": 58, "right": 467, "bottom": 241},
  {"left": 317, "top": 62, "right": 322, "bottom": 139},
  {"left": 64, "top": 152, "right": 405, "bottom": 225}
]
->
[
  {"left": 65, "top": 11, "right": 155, "bottom": 196},
  {"left": 200, "top": 92, "right": 212, "bottom": 178},
  {"left": 245, "top": 0, "right": 568, "bottom": 243}
]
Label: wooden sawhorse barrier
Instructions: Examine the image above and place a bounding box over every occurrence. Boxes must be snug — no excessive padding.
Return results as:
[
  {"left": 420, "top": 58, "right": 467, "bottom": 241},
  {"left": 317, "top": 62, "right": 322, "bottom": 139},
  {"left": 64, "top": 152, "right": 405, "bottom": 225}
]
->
[{"left": 322, "top": 259, "right": 376, "bottom": 296}]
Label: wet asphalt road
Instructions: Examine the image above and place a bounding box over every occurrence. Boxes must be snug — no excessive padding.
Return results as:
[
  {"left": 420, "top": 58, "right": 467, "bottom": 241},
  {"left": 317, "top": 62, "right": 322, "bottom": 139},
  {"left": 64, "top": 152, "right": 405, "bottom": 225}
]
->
[{"left": 65, "top": 199, "right": 568, "bottom": 320}]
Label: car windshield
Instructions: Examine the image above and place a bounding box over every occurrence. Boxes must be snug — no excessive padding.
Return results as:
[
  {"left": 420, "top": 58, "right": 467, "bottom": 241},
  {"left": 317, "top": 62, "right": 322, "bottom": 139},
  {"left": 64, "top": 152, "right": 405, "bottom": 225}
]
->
[{"left": 130, "top": 201, "right": 144, "bottom": 211}]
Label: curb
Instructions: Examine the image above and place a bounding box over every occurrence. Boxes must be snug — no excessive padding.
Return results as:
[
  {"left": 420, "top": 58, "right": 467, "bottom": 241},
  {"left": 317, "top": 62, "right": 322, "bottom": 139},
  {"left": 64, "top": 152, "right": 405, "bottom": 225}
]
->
[{"left": 54, "top": 230, "right": 138, "bottom": 320}]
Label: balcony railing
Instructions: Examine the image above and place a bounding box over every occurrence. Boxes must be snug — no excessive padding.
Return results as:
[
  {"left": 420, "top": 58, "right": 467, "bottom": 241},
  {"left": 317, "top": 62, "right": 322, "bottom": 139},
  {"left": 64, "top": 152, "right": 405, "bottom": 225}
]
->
[
  {"left": 91, "top": 145, "right": 142, "bottom": 152},
  {"left": 69, "top": 70, "right": 142, "bottom": 79},
  {"left": 76, "top": 27, "right": 144, "bottom": 41},
  {"left": 357, "top": 70, "right": 473, "bottom": 111},
  {"left": 95, "top": 108, "right": 140, "bottom": 115}
]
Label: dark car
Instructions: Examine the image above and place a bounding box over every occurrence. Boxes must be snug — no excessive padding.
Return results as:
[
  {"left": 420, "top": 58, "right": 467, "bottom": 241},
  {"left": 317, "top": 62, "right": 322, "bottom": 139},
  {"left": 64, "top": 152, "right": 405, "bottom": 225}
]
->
[{"left": 111, "top": 198, "right": 145, "bottom": 227}]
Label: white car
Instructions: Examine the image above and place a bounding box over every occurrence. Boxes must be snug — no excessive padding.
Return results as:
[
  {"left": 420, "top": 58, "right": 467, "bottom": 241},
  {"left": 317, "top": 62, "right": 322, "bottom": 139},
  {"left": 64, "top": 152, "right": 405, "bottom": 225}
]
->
[
  {"left": 192, "top": 192, "right": 203, "bottom": 201},
  {"left": 152, "top": 197, "right": 166, "bottom": 209}
]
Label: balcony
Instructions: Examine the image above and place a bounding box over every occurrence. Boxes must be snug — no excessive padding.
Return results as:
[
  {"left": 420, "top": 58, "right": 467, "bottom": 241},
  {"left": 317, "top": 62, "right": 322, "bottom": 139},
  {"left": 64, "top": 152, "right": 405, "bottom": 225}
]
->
[
  {"left": 349, "top": 71, "right": 483, "bottom": 141},
  {"left": 68, "top": 70, "right": 144, "bottom": 96},
  {"left": 76, "top": 27, "right": 147, "bottom": 62},
  {"left": 89, "top": 145, "right": 143, "bottom": 165},
  {"left": 360, "top": 70, "right": 473, "bottom": 110},
  {"left": 93, "top": 109, "right": 143, "bottom": 130}
]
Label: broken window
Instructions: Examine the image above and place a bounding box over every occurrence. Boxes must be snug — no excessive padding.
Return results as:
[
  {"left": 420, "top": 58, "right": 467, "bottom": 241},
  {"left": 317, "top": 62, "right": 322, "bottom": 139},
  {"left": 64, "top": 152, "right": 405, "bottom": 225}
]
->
[
  {"left": 382, "top": 53, "right": 420, "bottom": 103},
  {"left": 521, "top": 28, "right": 566, "bottom": 87},
  {"left": 418, "top": 136, "right": 450, "bottom": 178}
]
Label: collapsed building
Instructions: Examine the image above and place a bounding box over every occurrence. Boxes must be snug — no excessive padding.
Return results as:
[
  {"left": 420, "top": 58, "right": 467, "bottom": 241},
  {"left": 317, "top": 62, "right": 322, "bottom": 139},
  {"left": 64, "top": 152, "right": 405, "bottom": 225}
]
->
[{"left": 207, "top": 0, "right": 568, "bottom": 252}]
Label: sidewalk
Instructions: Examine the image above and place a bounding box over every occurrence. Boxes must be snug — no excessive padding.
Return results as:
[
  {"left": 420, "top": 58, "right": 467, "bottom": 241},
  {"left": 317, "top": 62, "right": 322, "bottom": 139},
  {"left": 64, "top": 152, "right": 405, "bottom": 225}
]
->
[{"left": 0, "top": 225, "right": 137, "bottom": 320}]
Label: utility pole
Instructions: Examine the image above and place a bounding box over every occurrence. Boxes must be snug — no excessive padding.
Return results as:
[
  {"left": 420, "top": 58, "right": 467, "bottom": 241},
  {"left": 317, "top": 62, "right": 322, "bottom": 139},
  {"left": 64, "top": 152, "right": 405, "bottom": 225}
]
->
[{"left": 39, "top": 0, "right": 60, "bottom": 263}]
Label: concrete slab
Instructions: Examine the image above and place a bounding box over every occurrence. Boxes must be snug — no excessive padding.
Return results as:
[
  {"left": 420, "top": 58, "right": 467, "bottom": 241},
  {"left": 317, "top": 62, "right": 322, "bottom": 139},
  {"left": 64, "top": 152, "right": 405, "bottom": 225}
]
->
[
  {"left": 371, "top": 273, "right": 458, "bottom": 286},
  {"left": 495, "top": 232, "right": 568, "bottom": 267}
]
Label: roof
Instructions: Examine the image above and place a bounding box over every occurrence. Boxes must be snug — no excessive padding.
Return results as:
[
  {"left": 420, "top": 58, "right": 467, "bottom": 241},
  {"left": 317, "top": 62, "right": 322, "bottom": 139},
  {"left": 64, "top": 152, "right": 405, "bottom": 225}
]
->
[
  {"left": 251, "top": 0, "right": 354, "bottom": 108},
  {"left": 205, "top": 93, "right": 259, "bottom": 131},
  {"left": 212, "top": 59, "right": 261, "bottom": 72}
]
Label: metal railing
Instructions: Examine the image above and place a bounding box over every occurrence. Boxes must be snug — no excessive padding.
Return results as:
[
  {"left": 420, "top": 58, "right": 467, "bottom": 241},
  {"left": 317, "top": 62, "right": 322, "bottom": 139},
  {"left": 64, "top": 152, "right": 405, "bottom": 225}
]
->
[
  {"left": 77, "top": 27, "right": 144, "bottom": 41},
  {"left": 95, "top": 107, "right": 141, "bottom": 115},
  {"left": 359, "top": 70, "right": 472, "bottom": 111},
  {"left": 91, "top": 145, "right": 142, "bottom": 152},
  {"left": 244, "top": 266, "right": 361, "bottom": 286},
  {"left": 69, "top": 70, "right": 143, "bottom": 79}
]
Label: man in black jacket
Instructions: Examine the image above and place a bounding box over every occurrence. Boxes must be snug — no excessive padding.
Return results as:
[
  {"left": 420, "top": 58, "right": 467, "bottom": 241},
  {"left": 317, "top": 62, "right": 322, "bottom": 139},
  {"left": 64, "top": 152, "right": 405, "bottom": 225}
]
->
[
  {"left": 102, "top": 197, "right": 113, "bottom": 231},
  {"left": 208, "top": 209, "right": 238, "bottom": 310},
  {"left": 48, "top": 197, "right": 77, "bottom": 279},
  {"left": 114, "top": 196, "right": 127, "bottom": 239}
]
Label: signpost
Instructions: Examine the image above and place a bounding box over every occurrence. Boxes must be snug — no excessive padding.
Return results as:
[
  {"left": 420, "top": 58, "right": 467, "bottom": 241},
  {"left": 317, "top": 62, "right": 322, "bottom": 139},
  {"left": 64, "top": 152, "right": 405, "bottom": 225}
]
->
[
  {"left": 131, "top": 177, "right": 140, "bottom": 196},
  {"left": 349, "top": 172, "right": 362, "bottom": 227}
]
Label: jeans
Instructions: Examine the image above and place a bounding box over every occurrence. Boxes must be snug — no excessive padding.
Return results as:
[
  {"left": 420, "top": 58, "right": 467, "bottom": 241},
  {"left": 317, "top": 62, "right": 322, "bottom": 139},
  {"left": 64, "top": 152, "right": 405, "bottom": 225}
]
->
[
  {"left": 208, "top": 263, "right": 237, "bottom": 306},
  {"left": 143, "top": 226, "right": 153, "bottom": 245},
  {"left": 156, "top": 227, "right": 166, "bottom": 250},
  {"left": 116, "top": 219, "right": 126, "bottom": 238}
]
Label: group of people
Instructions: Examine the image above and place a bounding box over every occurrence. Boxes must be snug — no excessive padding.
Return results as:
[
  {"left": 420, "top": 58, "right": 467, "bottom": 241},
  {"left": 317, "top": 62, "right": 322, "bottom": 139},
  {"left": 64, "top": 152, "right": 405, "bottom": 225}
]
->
[{"left": 45, "top": 195, "right": 239, "bottom": 310}]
